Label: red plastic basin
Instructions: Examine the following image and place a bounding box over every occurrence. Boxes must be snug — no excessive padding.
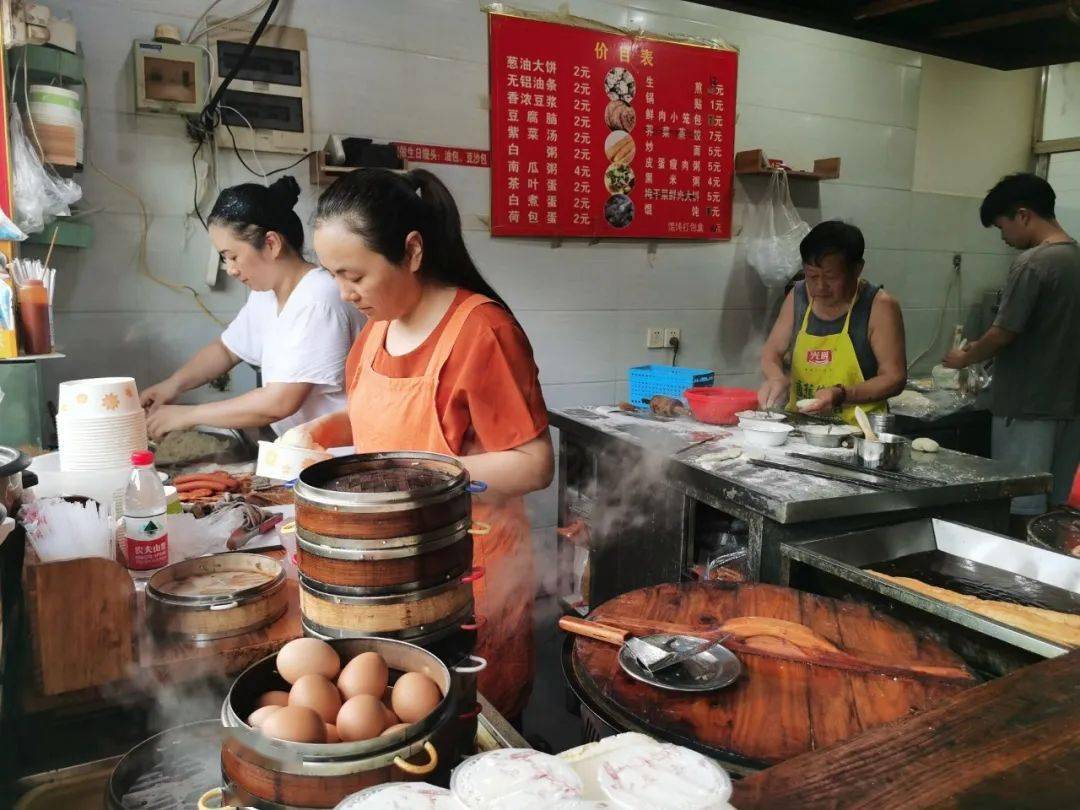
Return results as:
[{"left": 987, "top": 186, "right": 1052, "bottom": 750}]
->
[{"left": 683, "top": 386, "right": 759, "bottom": 426}]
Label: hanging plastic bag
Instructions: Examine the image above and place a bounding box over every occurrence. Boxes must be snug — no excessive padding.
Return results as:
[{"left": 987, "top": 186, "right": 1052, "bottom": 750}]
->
[
  {"left": 9, "top": 105, "right": 81, "bottom": 235},
  {"left": 743, "top": 171, "right": 811, "bottom": 288}
]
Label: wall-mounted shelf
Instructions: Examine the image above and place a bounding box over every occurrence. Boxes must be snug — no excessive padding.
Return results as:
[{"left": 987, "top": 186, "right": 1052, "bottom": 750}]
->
[
  {"left": 735, "top": 149, "right": 840, "bottom": 181},
  {"left": 25, "top": 221, "right": 92, "bottom": 249},
  {"left": 308, "top": 150, "right": 356, "bottom": 186},
  {"left": 308, "top": 149, "right": 409, "bottom": 187},
  {"left": 7, "top": 44, "right": 84, "bottom": 86}
]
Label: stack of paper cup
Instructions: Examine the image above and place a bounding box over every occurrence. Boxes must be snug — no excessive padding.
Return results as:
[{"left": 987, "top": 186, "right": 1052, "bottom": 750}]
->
[{"left": 57, "top": 377, "right": 148, "bottom": 472}]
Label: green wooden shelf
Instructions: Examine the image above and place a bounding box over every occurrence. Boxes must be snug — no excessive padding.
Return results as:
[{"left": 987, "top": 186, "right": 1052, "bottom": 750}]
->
[
  {"left": 25, "top": 220, "right": 92, "bottom": 249},
  {"left": 7, "top": 44, "right": 84, "bottom": 86}
]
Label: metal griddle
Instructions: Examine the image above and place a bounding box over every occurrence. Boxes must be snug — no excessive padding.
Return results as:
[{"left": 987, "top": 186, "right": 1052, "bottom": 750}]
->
[{"left": 782, "top": 519, "right": 1080, "bottom": 658}]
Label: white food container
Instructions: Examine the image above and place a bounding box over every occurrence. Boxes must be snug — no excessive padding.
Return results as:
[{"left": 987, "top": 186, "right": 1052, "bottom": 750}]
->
[
  {"left": 58, "top": 376, "right": 141, "bottom": 416},
  {"left": 451, "top": 748, "right": 584, "bottom": 809},
  {"left": 256, "top": 440, "right": 332, "bottom": 482},
  {"left": 735, "top": 410, "right": 786, "bottom": 429},
  {"left": 740, "top": 422, "right": 793, "bottom": 448},
  {"left": 334, "top": 782, "right": 455, "bottom": 809},
  {"left": 597, "top": 743, "right": 733, "bottom": 809}
]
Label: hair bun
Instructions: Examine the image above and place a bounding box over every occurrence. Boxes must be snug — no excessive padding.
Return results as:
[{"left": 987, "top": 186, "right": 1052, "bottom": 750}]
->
[{"left": 269, "top": 175, "right": 302, "bottom": 210}]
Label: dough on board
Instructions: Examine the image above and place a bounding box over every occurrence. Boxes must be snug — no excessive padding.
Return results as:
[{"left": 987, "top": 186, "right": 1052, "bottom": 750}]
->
[
  {"left": 696, "top": 448, "right": 742, "bottom": 464},
  {"left": 912, "top": 437, "right": 940, "bottom": 453}
]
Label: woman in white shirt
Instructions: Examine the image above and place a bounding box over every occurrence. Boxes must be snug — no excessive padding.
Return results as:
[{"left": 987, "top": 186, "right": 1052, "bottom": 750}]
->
[{"left": 143, "top": 176, "right": 364, "bottom": 438}]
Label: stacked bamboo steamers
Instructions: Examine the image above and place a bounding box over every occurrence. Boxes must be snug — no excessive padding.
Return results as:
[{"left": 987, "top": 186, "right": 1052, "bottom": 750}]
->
[{"left": 293, "top": 452, "right": 486, "bottom": 665}]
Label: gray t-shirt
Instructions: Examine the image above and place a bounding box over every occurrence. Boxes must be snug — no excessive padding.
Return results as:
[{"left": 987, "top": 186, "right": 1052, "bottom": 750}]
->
[{"left": 991, "top": 240, "right": 1080, "bottom": 419}]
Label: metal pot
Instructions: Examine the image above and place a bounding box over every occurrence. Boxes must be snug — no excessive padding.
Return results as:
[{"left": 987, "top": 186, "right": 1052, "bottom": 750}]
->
[
  {"left": 0, "top": 445, "right": 35, "bottom": 512},
  {"left": 220, "top": 637, "right": 476, "bottom": 808},
  {"left": 106, "top": 721, "right": 223, "bottom": 809},
  {"left": 854, "top": 432, "right": 911, "bottom": 471}
]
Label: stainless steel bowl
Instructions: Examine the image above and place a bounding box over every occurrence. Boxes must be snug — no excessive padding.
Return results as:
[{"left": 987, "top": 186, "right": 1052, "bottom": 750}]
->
[
  {"left": 854, "top": 432, "right": 911, "bottom": 471},
  {"left": 800, "top": 424, "right": 857, "bottom": 448},
  {"left": 868, "top": 412, "right": 896, "bottom": 435}
]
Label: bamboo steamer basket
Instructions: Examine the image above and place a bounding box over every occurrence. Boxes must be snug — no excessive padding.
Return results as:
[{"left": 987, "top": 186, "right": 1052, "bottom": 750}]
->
[
  {"left": 293, "top": 452, "right": 478, "bottom": 541},
  {"left": 295, "top": 518, "right": 474, "bottom": 593},
  {"left": 218, "top": 637, "right": 480, "bottom": 808},
  {"left": 145, "top": 553, "right": 286, "bottom": 641},
  {"left": 298, "top": 571, "right": 482, "bottom": 639}
]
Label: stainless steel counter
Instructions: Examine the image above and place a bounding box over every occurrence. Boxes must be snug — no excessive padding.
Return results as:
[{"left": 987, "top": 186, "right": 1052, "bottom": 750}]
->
[
  {"left": 550, "top": 407, "right": 1048, "bottom": 524},
  {"left": 550, "top": 406, "right": 1051, "bottom": 604}
]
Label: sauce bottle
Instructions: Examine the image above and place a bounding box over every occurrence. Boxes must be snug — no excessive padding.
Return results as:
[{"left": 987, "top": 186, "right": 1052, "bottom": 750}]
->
[{"left": 16, "top": 279, "right": 51, "bottom": 355}]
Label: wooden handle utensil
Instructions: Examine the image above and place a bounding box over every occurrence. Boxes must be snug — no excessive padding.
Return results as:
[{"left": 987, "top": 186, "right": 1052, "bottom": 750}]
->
[
  {"left": 599, "top": 614, "right": 975, "bottom": 684},
  {"left": 558, "top": 615, "right": 630, "bottom": 646},
  {"left": 854, "top": 406, "right": 879, "bottom": 442}
]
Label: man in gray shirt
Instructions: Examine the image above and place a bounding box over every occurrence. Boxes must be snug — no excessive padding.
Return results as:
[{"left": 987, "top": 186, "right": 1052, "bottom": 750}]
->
[{"left": 944, "top": 173, "right": 1080, "bottom": 521}]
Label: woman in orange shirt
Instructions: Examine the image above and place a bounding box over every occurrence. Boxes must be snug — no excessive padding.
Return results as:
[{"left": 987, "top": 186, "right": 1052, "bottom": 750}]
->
[{"left": 293, "top": 168, "right": 553, "bottom": 721}]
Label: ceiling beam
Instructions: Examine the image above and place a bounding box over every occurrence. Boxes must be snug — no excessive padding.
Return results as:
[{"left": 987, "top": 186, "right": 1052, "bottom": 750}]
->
[
  {"left": 854, "top": 0, "right": 939, "bottom": 21},
  {"left": 932, "top": 2, "right": 1067, "bottom": 39}
]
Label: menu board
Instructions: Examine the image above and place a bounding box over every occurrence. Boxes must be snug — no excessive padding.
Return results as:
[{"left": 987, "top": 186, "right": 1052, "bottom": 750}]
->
[{"left": 488, "top": 13, "right": 738, "bottom": 240}]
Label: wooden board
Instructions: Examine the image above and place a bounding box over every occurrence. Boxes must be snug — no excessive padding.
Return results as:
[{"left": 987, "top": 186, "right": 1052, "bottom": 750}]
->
[
  {"left": 732, "top": 650, "right": 1080, "bottom": 809},
  {"left": 571, "top": 582, "right": 973, "bottom": 767},
  {"left": 24, "top": 554, "right": 136, "bottom": 695}
]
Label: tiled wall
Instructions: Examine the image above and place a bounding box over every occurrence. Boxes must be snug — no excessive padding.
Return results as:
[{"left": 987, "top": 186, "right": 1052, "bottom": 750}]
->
[{"left": 29, "top": 0, "right": 1029, "bottom": 536}]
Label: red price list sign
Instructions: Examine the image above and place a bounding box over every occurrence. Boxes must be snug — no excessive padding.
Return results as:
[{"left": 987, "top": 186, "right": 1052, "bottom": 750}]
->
[{"left": 488, "top": 13, "right": 737, "bottom": 240}]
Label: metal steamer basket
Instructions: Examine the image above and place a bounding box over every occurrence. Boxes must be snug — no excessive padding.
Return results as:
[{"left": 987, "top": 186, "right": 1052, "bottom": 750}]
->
[{"left": 219, "top": 637, "right": 480, "bottom": 809}]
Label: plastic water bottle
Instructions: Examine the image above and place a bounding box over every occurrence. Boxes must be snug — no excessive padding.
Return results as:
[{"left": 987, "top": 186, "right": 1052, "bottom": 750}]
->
[{"left": 122, "top": 450, "right": 169, "bottom": 570}]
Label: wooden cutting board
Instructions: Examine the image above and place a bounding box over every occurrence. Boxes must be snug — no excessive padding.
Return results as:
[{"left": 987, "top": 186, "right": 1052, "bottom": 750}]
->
[{"left": 570, "top": 582, "right": 975, "bottom": 767}]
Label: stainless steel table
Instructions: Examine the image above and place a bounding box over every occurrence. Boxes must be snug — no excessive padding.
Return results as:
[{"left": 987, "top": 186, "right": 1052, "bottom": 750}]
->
[{"left": 550, "top": 407, "right": 1050, "bottom": 607}]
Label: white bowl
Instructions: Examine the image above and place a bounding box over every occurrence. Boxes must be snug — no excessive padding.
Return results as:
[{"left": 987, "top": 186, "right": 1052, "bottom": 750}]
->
[
  {"left": 256, "top": 440, "right": 332, "bottom": 482},
  {"left": 735, "top": 410, "right": 786, "bottom": 429},
  {"left": 741, "top": 422, "right": 793, "bottom": 447},
  {"left": 58, "top": 377, "right": 142, "bottom": 417}
]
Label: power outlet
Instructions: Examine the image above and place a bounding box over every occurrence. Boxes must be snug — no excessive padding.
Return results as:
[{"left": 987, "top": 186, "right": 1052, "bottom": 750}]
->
[
  {"left": 646, "top": 327, "right": 666, "bottom": 349},
  {"left": 665, "top": 328, "right": 681, "bottom": 346}
]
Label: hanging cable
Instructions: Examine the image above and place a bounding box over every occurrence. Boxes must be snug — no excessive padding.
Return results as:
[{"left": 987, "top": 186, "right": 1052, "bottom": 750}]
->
[{"left": 199, "top": 0, "right": 279, "bottom": 132}]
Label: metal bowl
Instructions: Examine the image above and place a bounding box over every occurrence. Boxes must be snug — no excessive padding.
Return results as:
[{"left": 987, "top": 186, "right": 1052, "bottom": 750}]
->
[
  {"left": 853, "top": 432, "right": 911, "bottom": 471},
  {"left": 800, "top": 424, "right": 857, "bottom": 448}
]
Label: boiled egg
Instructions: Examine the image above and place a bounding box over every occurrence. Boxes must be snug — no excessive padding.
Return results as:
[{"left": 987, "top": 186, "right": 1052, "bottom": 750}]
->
[
  {"left": 289, "top": 674, "right": 342, "bottom": 724},
  {"left": 260, "top": 705, "right": 327, "bottom": 743},
  {"left": 255, "top": 690, "right": 290, "bottom": 709},
  {"left": 336, "top": 694, "right": 388, "bottom": 742},
  {"left": 247, "top": 705, "right": 282, "bottom": 728},
  {"left": 276, "top": 638, "right": 340, "bottom": 684},
  {"left": 337, "top": 651, "right": 389, "bottom": 700},
  {"left": 391, "top": 672, "right": 442, "bottom": 724}
]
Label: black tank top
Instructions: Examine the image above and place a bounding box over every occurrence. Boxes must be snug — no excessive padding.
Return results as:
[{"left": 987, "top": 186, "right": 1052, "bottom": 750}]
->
[{"left": 789, "top": 280, "right": 880, "bottom": 380}]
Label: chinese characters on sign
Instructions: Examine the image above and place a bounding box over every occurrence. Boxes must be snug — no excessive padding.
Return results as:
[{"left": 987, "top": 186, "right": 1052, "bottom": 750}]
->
[
  {"left": 488, "top": 13, "right": 738, "bottom": 239},
  {"left": 394, "top": 142, "right": 491, "bottom": 167}
]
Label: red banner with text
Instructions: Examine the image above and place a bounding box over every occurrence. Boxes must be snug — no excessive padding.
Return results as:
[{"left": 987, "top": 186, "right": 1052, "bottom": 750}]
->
[{"left": 488, "top": 13, "right": 737, "bottom": 240}]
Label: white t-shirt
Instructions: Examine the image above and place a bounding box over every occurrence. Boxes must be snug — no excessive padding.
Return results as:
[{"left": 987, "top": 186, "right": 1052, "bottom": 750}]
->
[{"left": 221, "top": 268, "right": 364, "bottom": 434}]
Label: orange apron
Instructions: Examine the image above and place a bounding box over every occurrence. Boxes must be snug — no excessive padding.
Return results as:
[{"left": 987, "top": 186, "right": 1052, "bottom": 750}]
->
[{"left": 347, "top": 293, "right": 535, "bottom": 719}]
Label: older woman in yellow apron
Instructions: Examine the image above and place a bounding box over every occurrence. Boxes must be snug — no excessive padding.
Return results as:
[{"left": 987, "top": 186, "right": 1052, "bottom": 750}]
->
[{"left": 758, "top": 221, "right": 908, "bottom": 425}]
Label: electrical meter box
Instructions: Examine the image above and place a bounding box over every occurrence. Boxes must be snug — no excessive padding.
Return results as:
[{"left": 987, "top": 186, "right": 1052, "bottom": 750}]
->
[
  {"left": 133, "top": 40, "right": 207, "bottom": 115},
  {"left": 208, "top": 21, "right": 310, "bottom": 155}
]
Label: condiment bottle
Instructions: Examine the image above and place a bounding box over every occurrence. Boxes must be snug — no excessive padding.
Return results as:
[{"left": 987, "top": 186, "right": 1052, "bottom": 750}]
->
[
  {"left": 122, "top": 450, "right": 169, "bottom": 570},
  {"left": 16, "top": 279, "right": 51, "bottom": 355}
]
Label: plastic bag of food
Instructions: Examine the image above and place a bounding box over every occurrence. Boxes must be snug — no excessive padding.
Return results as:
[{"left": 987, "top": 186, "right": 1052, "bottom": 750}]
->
[
  {"left": 743, "top": 170, "right": 810, "bottom": 288},
  {"left": 9, "top": 105, "right": 82, "bottom": 235}
]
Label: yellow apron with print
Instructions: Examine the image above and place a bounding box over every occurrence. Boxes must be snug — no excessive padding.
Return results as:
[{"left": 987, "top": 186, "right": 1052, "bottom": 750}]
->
[{"left": 788, "top": 285, "right": 887, "bottom": 426}]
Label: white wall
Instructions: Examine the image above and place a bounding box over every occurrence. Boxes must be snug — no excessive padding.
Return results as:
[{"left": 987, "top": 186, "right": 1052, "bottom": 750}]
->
[
  {"left": 913, "top": 55, "right": 1037, "bottom": 198},
  {"left": 30, "top": 0, "right": 1034, "bottom": 535}
]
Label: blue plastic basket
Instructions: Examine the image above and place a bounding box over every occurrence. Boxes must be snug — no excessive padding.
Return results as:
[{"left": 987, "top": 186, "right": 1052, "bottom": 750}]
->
[{"left": 628, "top": 365, "right": 714, "bottom": 407}]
